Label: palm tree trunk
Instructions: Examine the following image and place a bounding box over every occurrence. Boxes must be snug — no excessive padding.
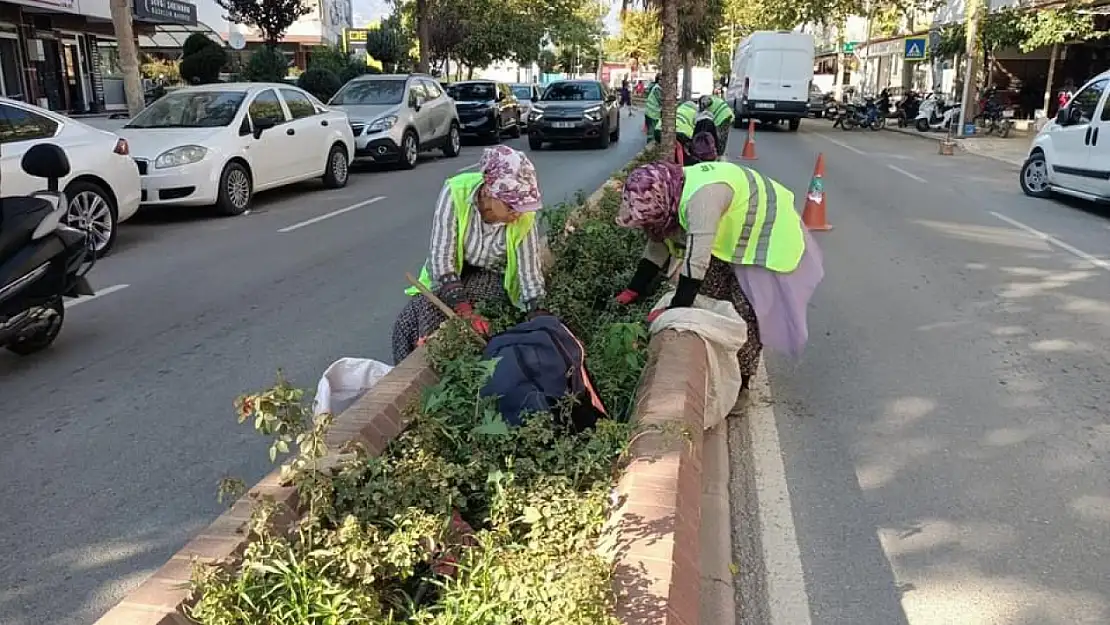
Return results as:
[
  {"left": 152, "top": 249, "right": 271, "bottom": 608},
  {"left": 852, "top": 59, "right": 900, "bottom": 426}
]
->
[
  {"left": 416, "top": 0, "right": 430, "bottom": 73},
  {"left": 108, "top": 0, "right": 144, "bottom": 116},
  {"left": 658, "top": 0, "right": 680, "bottom": 158}
]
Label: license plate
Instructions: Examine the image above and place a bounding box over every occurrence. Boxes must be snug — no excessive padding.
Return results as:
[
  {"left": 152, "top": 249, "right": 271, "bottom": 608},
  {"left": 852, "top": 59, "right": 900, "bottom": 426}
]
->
[
  {"left": 754, "top": 102, "right": 775, "bottom": 109},
  {"left": 1002, "top": 109, "right": 1014, "bottom": 118},
  {"left": 553, "top": 121, "right": 576, "bottom": 129}
]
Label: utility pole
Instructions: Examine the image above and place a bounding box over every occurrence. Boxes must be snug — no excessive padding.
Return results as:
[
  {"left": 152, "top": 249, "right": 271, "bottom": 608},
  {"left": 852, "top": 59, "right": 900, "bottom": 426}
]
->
[{"left": 957, "top": 0, "right": 982, "bottom": 136}]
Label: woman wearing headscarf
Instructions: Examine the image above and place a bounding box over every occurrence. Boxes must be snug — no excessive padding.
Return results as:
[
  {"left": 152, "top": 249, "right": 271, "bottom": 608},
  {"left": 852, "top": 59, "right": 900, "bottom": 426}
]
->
[
  {"left": 613, "top": 160, "right": 824, "bottom": 390},
  {"left": 392, "top": 145, "right": 545, "bottom": 363}
]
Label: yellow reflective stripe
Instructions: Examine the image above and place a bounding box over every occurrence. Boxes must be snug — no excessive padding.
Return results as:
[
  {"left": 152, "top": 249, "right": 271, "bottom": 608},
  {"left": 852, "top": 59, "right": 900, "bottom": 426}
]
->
[
  {"left": 752, "top": 172, "right": 778, "bottom": 266},
  {"left": 735, "top": 167, "right": 761, "bottom": 264}
]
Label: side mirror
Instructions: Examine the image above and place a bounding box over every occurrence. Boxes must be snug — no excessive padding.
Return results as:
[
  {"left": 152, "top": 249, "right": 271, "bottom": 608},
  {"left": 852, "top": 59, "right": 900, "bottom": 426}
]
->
[
  {"left": 1068, "top": 106, "right": 1084, "bottom": 125},
  {"left": 21, "top": 143, "right": 71, "bottom": 193},
  {"left": 252, "top": 117, "right": 276, "bottom": 139}
]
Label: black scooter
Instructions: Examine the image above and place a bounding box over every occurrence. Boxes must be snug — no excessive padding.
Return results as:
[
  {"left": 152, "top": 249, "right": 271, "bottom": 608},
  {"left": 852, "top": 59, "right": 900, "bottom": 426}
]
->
[{"left": 0, "top": 143, "right": 95, "bottom": 355}]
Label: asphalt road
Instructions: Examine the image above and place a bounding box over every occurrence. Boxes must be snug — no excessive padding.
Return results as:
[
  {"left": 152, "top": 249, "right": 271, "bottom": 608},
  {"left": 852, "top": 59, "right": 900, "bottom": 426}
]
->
[
  {"left": 730, "top": 120, "right": 1110, "bottom": 625},
  {"left": 0, "top": 117, "right": 647, "bottom": 625}
]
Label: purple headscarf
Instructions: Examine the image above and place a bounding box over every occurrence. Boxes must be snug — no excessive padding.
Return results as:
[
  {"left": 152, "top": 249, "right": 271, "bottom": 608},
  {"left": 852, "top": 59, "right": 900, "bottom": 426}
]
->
[
  {"left": 691, "top": 131, "right": 719, "bottom": 163},
  {"left": 478, "top": 145, "right": 543, "bottom": 212},
  {"left": 616, "top": 162, "right": 686, "bottom": 240}
]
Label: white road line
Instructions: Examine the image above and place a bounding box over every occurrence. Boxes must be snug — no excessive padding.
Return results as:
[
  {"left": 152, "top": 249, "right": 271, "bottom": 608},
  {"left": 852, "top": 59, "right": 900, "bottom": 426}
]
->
[
  {"left": 456, "top": 163, "right": 480, "bottom": 172},
  {"left": 814, "top": 133, "right": 866, "bottom": 155},
  {"left": 887, "top": 164, "right": 926, "bottom": 183},
  {"left": 278, "top": 196, "right": 386, "bottom": 233},
  {"left": 66, "top": 283, "right": 130, "bottom": 309},
  {"left": 990, "top": 211, "right": 1110, "bottom": 272},
  {"left": 747, "top": 360, "right": 814, "bottom": 625}
]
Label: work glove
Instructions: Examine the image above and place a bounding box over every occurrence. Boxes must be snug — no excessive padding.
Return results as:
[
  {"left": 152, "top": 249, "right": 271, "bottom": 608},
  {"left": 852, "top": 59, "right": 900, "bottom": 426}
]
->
[
  {"left": 616, "top": 259, "right": 665, "bottom": 306},
  {"left": 453, "top": 302, "right": 491, "bottom": 336},
  {"left": 615, "top": 289, "right": 639, "bottom": 305}
]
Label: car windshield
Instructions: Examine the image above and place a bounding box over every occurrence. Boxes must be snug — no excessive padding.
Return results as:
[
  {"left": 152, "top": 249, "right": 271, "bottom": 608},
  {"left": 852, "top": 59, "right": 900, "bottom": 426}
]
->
[
  {"left": 330, "top": 80, "right": 405, "bottom": 105},
  {"left": 447, "top": 83, "right": 496, "bottom": 101},
  {"left": 125, "top": 91, "right": 245, "bottom": 128},
  {"left": 542, "top": 82, "right": 601, "bottom": 101},
  {"left": 512, "top": 85, "right": 533, "bottom": 100}
]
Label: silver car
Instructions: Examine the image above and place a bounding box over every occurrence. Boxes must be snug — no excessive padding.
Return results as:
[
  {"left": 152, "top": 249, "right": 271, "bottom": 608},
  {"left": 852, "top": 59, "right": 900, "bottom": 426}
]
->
[
  {"left": 329, "top": 73, "right": 461, "bottom": 169},
  {"left": 510, "top": 83, "right": 541, "bottom": 128}
]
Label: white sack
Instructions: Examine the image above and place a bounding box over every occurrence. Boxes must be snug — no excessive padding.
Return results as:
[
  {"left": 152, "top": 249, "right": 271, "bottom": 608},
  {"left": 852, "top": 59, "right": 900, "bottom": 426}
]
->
[
  {"left": 313, "top": 358, "right": 394, "bottom": 416},
  {"left": 649, "top": 292, "right": 747, "bottom": 430}
]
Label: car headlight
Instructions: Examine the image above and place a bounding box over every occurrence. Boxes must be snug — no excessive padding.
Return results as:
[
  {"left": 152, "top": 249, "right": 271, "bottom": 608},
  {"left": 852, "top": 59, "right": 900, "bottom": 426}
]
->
[
  {"left": 368, "top": 115, "right": 397, "bottom": 132},
  {"left": 154, "top": 145, "right": 207, "bottom": 169},
  {"left": 584, "top": 106, "right": 602, "bottom": 122},
  {"left": 530, "top": 107, "right": 545, "bottom": 120}
]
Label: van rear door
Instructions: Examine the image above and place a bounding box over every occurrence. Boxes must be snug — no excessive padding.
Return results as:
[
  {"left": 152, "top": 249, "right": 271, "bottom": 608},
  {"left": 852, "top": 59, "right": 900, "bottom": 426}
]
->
[{"left": 748, "top": 49, "right": 810, "bottom": 104}]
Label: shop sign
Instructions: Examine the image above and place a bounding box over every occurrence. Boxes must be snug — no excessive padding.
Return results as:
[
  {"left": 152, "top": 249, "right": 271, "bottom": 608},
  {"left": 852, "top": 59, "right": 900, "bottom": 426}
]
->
[
  {"left": 133, "top": 0, "right": 198, "bottom": 25},
  {"left": 6, "top": 0, "right": 79, "bottom": 14}
]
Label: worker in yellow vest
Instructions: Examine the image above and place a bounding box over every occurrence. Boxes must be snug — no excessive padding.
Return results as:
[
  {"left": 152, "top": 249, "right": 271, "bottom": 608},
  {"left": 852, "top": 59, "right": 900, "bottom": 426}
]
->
[
  {"left": 612, "top": 161, "right": 825, "bottom": 389},
  {"left": 643, "top": 77, "right": 662, "bottom": 141},
  {"left": 392, "top": 146, "right": 546, "bottom": 363},
  {"left": 699, "top": 94, "right": 735, "bottom": 155}
]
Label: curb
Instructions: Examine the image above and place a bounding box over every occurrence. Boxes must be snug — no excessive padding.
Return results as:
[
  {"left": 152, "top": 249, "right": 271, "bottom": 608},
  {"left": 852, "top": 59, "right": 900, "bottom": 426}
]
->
[
  {"left": 91, "top": 145, "right": 714, "bottom": 625},
  {"left": 881, "top": 124, "right": 1027, "bottom": 167}
]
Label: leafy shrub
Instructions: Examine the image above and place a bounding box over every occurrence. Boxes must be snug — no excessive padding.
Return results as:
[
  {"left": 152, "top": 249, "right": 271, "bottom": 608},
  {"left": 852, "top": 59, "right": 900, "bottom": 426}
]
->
[
  {"left": 244, "top": 46, "right": 289, "bottom": 83},
  {"left": 189, "top": 148, "right": 666, "bottom": 624},
  {"left": 179, "top": 34, "right": 227, "bottom": 85},
  {"left": 297, "top": 68, "right": 342, "bottom": 102}
]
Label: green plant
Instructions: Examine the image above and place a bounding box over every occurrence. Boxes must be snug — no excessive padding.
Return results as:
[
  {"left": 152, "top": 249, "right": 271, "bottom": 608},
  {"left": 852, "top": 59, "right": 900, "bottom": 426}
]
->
[
  {"left": 179, "top": 34, "right": 227, "bottom": 85},
  {"left": 298, "top": 67, "right": 342, "bottom": 101},
  {"left": 244, "top": 46, "right": 289, "bottom": 82}
]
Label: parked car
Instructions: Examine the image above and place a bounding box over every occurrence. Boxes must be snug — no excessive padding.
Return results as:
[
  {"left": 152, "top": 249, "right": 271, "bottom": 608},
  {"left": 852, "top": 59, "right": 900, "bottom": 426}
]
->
[
  {"left": 0, "top": 96, "right": 140, "bottom": 257},
  {"left": 510, "top": 83, "right": 542, "bottom": 128},
  {"left": 119, "top": 83, "right": 354, "bottom": 216},
  {"left": 330, "top": 73, "right": 460, "bottom": 169},
  {"left": 527, "top": 80, "right": 620, "bottom": 150},
  {"left": 807, "top": 84, "right": 826, "bottom": 117},
  {"left": 1020, "top": 69, "right": 1110, "bottom": 204},
  {"left": 445, "top": 80, "right": 521, "bottom": 143}
]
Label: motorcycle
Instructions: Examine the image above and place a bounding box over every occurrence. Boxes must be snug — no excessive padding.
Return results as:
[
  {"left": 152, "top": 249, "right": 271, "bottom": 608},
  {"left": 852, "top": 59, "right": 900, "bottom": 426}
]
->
[
  {"left": 0, "top": 143, "right": 96, "bottom": 355},
  {"left": 895, "top": 91, "right": 921, "bottom": 127},
  {"left": 975, "top": 88, "right": 1014, "bottom": 138},
  {"left": 914, "top": 92, "right": 961, "bottom": 132}
]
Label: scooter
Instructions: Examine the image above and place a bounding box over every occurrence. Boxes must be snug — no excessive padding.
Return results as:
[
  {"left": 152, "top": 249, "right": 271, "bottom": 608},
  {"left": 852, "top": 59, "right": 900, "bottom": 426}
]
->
[
  {"left": 0, "top": 143, "right": 96, "bottom": 355},
  {"left": 915, "top": 93, "right": 961, "bottom": 132},
  {"left": 895, "top": 91, "right": 921, "bottom": 127}
]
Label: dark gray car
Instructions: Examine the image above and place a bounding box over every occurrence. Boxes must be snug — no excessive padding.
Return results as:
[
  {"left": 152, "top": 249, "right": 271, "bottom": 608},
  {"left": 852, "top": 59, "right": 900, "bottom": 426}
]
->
[{"left": 527, "top": 80, "right": 620, "bottom": 150}]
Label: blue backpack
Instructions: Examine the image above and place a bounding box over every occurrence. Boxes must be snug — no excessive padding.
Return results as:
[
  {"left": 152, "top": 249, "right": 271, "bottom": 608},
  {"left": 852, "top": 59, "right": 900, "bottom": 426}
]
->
[{"left": 480, "top": 314, "right": 608, "bottom": 431}]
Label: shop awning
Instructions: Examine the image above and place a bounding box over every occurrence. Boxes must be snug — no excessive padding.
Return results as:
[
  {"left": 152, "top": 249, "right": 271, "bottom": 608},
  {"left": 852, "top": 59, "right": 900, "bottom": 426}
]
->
[{"left": 138, "top": 22, "right": 224, "bottom": 50}]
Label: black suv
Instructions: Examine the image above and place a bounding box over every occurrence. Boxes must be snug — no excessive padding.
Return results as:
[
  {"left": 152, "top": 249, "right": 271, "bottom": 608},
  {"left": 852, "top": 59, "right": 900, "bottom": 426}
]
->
[
  {"left": 445, "top": 80, "right": 522, "bottom": 143},
  {"left": 527, "top": 80, "right": 620, "bottom": 150}
]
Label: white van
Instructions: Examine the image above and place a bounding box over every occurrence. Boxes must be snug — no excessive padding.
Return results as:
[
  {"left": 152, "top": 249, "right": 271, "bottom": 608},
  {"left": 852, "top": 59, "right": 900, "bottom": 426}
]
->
[{"left": 726, "top": 31, "right": 815, "bottom": 131}]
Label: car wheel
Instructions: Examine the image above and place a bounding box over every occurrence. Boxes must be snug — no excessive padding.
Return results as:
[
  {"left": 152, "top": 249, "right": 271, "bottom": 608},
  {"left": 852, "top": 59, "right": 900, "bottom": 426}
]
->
[
  {"left": 322, "top": 143, "right": 350, "bottom": 189},
  {"left": 400, "top": 130, "right": 419, "bottom": 169},
  {"left": 442, "top": 123, "right": 461, "bottom": 157},
  {"left": 63, "top": 180, "right": 117, "bottom": 258},
  {"left": 610, "top": 118, "right": 620, "bottom": 142},
  {"left": 528, "top": 134, "right": 543, "bottom": 150},
  {"left": 595, "top": 122, "right": 611, "bottom": 149},
  {"left": 215, "top": 161, "right": 253, "bottom": 216},
  {"left": 6, "top": 296, "right": 64, "bottom": 356},
  {"left": 788, "top": 118, "right": 801, "bottom": 132},
  {"left": 1019, "top": 152, "right": 1052, "bottom": 199},
  {"left": 509, "top": 115, "right": 522, "bottom": 138}
]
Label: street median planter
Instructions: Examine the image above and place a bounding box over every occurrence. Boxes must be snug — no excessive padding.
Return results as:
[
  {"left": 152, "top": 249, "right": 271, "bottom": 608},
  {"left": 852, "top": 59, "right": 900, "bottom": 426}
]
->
[{"left": 94, "top": 144, "right": 709, "bottom": 625}]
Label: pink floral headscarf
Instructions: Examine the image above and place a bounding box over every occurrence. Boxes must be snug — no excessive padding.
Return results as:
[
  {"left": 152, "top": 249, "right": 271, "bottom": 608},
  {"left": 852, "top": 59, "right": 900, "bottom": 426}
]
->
[
  {"left": 617, "top": 162, "right": 685, "bottom": 240},
  {"left": 478, "top": 145, "right": 543, "bottom": 213}
]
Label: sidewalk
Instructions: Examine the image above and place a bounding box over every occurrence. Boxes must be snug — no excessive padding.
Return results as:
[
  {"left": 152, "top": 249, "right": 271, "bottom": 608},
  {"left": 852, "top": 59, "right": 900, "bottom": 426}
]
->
[{"left": 883, "top": 124, "right": 1032, "bottom": 167}]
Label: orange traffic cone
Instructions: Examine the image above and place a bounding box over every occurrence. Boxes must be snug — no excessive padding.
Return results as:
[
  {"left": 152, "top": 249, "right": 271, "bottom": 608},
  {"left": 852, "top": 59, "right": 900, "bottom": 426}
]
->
[
  {"left": 740, "top": 119, "right": 758, "bottom": 160},
  {"left": 802, "top": 153, "right": 832, "bottom": 232}
]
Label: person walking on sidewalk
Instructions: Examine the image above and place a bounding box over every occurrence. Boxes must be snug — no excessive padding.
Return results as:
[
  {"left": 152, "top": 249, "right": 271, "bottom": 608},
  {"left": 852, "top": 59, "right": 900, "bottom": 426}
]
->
[
  {"left": 620, "top": 79, "right": 633, "bottom": 117},
  {"left": 612, "top": 160, "right": 824, "bottom": 390},
  {"left": 392, "top": 146, "right": 546, "bottom": 363},
  {"left": 699, "top": 94, "right": 735, "bottom": 156}
]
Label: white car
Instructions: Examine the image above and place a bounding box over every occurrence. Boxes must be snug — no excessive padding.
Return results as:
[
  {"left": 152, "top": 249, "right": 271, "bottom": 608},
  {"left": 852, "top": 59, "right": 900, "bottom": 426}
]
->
[
  {"left": 0, "top": 97, "right": 141, "bottom": 257},
  {"left": 1021, "top": 69, "right": 1110, "bottom": 203},
  {"left": 119, "top": 83, "right": 355, "bottom": 216}
]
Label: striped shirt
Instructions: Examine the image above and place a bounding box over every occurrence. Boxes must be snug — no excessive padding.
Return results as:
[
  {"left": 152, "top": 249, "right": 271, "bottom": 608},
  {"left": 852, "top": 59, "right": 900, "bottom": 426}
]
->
[
  {"left": 643, "top": 183, "right": 733, "bottom": 281},
  {"left": 428, "top": 182, "right": 545, "bottom": 308}
]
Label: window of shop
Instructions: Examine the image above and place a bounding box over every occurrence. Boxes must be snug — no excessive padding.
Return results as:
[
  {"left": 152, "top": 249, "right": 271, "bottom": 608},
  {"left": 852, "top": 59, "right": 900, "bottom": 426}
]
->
[{"left": 0, "top": 34, "right": 21, "bottom": 99}]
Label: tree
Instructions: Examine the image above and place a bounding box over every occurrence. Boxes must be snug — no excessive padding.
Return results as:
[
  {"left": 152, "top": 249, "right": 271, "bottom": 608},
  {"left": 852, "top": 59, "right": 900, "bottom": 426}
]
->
[
  {"left": 616, "top": 9, "right": 661, "bottom": 65},
  {"left": 1019, "top": 5, "right": 1103, "bottom": 114},
  {"left": 108, "top": 0, "right": 144, "bottom": 116},
  {"left": 366, "top": 15, "right": 411, "bottom": 72},
  {"left": 538, "top": 49, "right": 558, "bottom": 74},
  {"left": 979, "top": 5, "right": 1023, "bottom": 85},
  {"left": 678, "top": 0, "right": 724, "bottom": 98},
  {"left": 297, "top": 68, "right": 342, "bottom": 100},
  {"left": 217, "top": 0, "right": 311, "bottom": 47},
  {"left": 179, "top": 33, "right": 228, "bottom": 85},
  {"left": 244, "top": 46, "right": 289, "bottom": 82}
]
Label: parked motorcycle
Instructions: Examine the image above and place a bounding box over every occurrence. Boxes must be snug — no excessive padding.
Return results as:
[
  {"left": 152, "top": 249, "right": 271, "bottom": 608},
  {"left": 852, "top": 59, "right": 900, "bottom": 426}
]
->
[
  {"left": 0, "top": 143, "right": 96, "bottom": 355},
  {"left": 915, "top": 93, "right": 961, "bottom": 132},
  {"left": 895, "top": 91, "right": 921, "bottom": 127},
  {"left": 975, "top": 87, "right": 1014, "bottom": 138}
]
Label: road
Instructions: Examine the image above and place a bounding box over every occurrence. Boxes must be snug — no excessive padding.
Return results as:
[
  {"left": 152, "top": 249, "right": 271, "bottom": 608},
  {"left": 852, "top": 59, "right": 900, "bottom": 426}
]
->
[
  {"left": 731, "top": 120, "right": 1110, "bottom": 625},
  {"left": 0, "top": 120, "right": 647, "bottom": 625}
]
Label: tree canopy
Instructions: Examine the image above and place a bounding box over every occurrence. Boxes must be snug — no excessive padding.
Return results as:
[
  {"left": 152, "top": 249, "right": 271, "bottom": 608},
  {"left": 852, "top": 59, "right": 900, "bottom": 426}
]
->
[{"left": 217, "top": 0, "right": 311, "bottom": 46}]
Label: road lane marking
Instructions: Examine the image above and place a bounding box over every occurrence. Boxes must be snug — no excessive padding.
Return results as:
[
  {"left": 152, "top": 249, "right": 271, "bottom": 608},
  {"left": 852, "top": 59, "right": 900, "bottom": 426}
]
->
[
  {"left": 747, "top": 359, "right": 814, "bottom": 625},
  {"left": 887, "top": 164, "right": 926, "bottom": 183},
  {"left": 456, "top": 162, "right": 480, "bottom": 172},
  {"left": 990, "top": 211, "right": 1110, "bottom": 272},
  {"left": 813, "top": 133, "right": 866, "bottom": 155},
  {"left": 66, "top": 283, "right": 130, "bottom": 309},
  {"left": 277, "top": 196, "right": 386, "bottom": 233}
]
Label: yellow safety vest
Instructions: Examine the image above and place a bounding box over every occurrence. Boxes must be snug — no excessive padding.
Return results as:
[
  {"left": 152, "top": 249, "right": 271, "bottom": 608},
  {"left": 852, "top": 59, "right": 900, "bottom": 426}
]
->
[
  {"left": 676, "top": 161, "right": 804, "bottom": 273},
  {"left": 644, "top": 83, "right": 662, "bottom": 118},
  {"left": 676, "top": 101, "right": 697, "bottom": 138},
  {"left": 708, "top": 95, "right": 734, "bottom": 127},
  {"left": 405, "top": 173, "right": 535, "bottom": 308}
]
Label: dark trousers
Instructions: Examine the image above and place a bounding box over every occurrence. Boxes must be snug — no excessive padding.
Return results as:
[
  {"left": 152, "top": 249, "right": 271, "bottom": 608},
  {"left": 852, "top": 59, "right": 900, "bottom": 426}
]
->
[{"left": 644, "top": 114, "right": 658, "bottom": 141}]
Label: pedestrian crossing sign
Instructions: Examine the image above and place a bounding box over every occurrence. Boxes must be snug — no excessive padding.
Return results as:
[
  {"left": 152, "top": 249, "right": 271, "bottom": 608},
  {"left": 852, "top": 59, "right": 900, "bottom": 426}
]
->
[{"left": 904, "top": 37, "right": 927, "bottom": 61}]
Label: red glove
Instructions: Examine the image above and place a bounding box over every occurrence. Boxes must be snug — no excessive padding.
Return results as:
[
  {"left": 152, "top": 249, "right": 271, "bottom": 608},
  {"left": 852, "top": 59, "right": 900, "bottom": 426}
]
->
[
  {"left": 454, "top": 302, "right": 491, "bottom": 336},
  {"left": 615, "top": 289, "right": 639, "bottom": 305},
  {"left": 646, "top": 309, "right": 665, "bottom": 323}
]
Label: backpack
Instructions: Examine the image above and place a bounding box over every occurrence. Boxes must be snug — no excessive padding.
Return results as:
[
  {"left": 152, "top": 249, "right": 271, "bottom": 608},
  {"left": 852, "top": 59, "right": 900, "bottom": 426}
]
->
[{"left": 480, "top": 314, "right": 608, "bottom": 431}]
